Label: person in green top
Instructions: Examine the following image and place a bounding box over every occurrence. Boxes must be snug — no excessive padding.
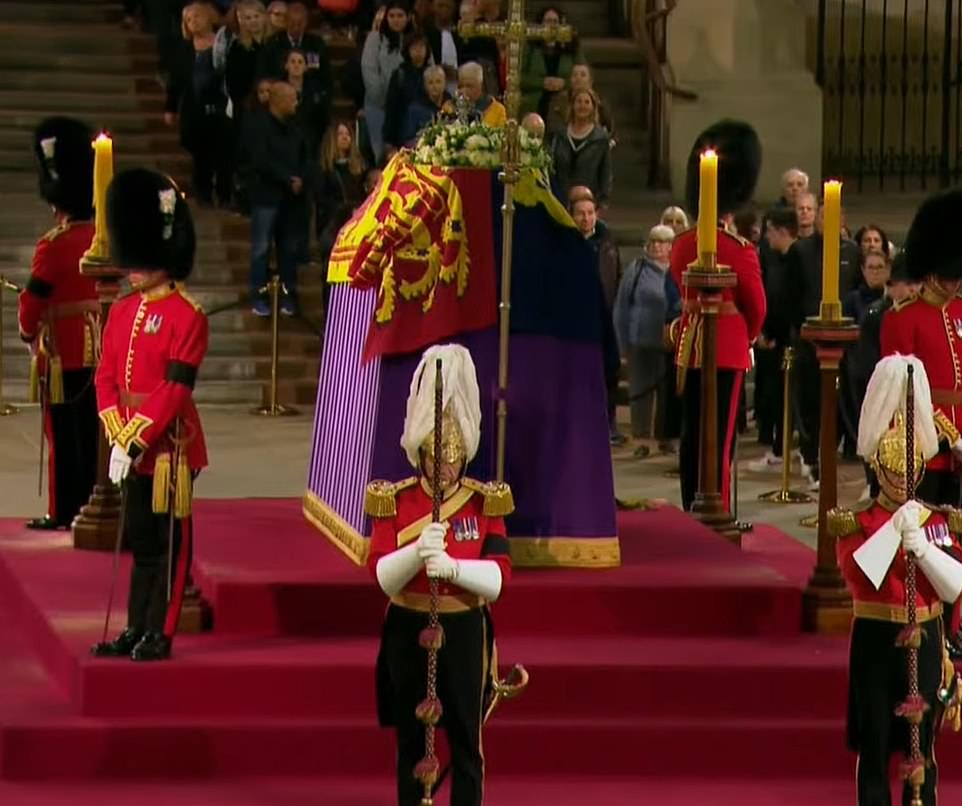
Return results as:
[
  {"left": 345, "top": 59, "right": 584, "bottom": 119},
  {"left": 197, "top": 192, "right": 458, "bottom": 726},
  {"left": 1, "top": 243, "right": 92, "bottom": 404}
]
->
[{"left": 519, "top": 5, "right": 584, "bottom": 119}]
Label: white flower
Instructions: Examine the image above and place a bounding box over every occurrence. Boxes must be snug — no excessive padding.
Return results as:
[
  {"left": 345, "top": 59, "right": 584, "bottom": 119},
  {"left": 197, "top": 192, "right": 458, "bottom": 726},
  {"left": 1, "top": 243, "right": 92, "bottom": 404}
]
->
[
  {"left": 40, "top": 137, "right": 56, "bottom": 160},
  {"left": 464, "top": 134, "right": 489, "bottom": 151},
  {"left": 158, "top": 188, "right": 177, "bottom": 216}
]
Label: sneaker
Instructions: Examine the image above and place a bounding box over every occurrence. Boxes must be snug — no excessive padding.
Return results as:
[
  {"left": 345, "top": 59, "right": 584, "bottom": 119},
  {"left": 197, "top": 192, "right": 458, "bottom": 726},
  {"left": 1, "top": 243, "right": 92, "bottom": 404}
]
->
[
  {"left": 280, "top": 297, "right": 298, "bottom": 317},
  {"left": 748, "top": 451, "right": 783, "bottom": 473},
  {"left": 610, "top": 432, "right": 627, "bottom": 447},
  {"left": 633, "top": 444, "right": 651, "bottom": 459},
  {"left": 251, "top": 299, "right": 270, "bottom": 317},
  {"left": 800, "top": 461, "right": 820, "bottom": 492}
]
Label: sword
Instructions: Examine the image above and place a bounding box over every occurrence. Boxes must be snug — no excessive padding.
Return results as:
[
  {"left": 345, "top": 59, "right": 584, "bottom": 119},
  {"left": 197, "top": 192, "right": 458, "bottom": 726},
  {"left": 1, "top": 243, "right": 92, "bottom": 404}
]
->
[
  {"left": 167, "top": 419, "right": 182, "bottom": 603},
  {"left": 99, "top": 481, "right": 127, "bottom": 644}
]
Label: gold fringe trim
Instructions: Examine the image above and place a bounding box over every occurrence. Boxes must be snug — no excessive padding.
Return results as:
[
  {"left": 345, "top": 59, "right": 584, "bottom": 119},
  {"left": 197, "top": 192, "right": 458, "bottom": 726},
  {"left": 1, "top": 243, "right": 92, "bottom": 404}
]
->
[
  {"left": 508, "top": 536, "right": 621, "bottom": 568},
  {"left": 152, "top": 453, "right": 171, "bottom": 513},
  {"left": 99, "top": 406, "right": 124, "bottom": 443},
  {"left": 303, "top": 491, "right": 369, "bottom": 565},
  {"left": 48, "top": 356, "right": 64, "bottom": 404},
  {"left": 364, "top": 479, "right": 400, "bottom": 518},
  {"left": 29, "top": 355, "right": 39, "bottom": 403},
  {"left": 948, "top": 508, "right": 962, "bottom": 535},
  {"left": 174, "top": 452, "right": 192, "bottom": 518},
  {"left": 462, "top": 478, "right": 515, "bottom": 517}
]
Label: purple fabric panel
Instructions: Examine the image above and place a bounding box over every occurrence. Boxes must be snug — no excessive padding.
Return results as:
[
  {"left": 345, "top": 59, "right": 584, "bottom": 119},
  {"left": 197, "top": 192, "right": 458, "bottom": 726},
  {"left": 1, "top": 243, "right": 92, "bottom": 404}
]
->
[
  {"left": 369, "top": 329, "right": 617, "bottom": 539},
  {"left": 307, "top": 286, "right": 380, "bottom": 532}
]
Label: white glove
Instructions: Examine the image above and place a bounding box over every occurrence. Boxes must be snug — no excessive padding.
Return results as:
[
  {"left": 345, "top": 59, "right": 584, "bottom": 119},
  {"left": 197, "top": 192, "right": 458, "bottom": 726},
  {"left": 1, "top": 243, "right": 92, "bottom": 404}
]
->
[
  {"left": 454, "top": 559, "right": 504, "bottom": 601},
  {"left": 902, "top": 527, "right": 930, "bottom": 560},
  {"left": 108, "top": 444, "right": 132, "bottom": 485},
  {"left": 425, "top": 551, "right": 459, "bottom": 580},
  {"left": 893, "top": 500, "right": 924, "bottom": 534},
  {"left": 417, "top": 522, "right": 448, "bottom": 560},
  {"left": 917, "top": 546, "right": 962, "bottom": 602},
  {"left": 375, "top": 543, "right": 423, "bottom": 597}
]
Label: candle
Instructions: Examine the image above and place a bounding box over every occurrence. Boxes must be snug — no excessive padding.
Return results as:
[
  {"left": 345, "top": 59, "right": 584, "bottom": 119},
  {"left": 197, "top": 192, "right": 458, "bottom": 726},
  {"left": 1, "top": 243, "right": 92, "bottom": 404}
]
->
[
  {"left": 696, "top": 149, "right": 718, "bottom": 260},
  {"left": 86, "top": 132, "right": 114, "bottom": 260},
  {"left": 820, "top": 179, "right": 842, "bottom": 316}
]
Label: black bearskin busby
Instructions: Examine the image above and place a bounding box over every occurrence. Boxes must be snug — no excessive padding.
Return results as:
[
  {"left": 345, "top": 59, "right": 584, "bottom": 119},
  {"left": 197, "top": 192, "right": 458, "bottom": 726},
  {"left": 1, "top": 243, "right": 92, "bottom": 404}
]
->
[
  {"left": 684, "top": 119, "right": 762, "bottom": 220},
  {"left": 33, "top": 117, "right": 95, "bottom": 220},
  {"left": 106, "top": 168, "right": 195, "bottom": 281},
  {"left": 903, "top": 189, "right": 962, "bottom": 282}
]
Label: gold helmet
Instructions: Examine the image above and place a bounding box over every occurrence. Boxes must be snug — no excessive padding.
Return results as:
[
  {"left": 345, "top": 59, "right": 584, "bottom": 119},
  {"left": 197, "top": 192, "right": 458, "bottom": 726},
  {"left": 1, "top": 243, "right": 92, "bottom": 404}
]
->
[
  {"left": 420, "top": 410, "right": 468, "bottom": 466},
  {"left": 858, "top": 355, "right": 938, "bottom": 504}
]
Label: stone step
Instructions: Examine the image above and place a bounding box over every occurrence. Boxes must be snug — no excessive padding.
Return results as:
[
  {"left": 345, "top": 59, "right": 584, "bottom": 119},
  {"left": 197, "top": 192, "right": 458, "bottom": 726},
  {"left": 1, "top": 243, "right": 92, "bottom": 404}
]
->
[
  {"left": 556, "top": 0, "right": 614, "bottom": 38},
  {"left": 0, "top": 147, "right": 186, "bottom": 176},
  {"left": 0, "top": 22, "right": 156, "bottom": 55},
  {"left": 0, "top": 70, "right": 158, "bottom": 95},
  {"left": 0, "top": 89, "right": 165, "bottom": 114},
  {"left": 581, "top": 37, "right": 644, "bottom": 68},
  {"left": 0, "top": 1, "right": 120, "bottom": 23},
  {"left": 0, "top": 48, "right": 156, "bottom": 75},
  {"left": 0, "top": 128, "right": 179, "bottom": 153}
]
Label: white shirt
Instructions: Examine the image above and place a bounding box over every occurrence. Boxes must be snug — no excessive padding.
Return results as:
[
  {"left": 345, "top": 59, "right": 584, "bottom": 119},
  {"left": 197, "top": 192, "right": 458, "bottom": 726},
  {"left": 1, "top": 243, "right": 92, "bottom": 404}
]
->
[{"left": 440, "top": 29, "right": 458, "bottom": 95}]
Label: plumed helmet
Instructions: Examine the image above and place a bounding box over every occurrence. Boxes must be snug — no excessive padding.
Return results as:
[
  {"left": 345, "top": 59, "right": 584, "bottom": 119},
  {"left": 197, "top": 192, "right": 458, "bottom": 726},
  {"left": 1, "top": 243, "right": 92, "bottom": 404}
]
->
[
  {"left": 33, "top": 117, "right": 95, "bottom": 220},
  {"left": 903, "top": 189, "right": 962, "bottom": 281},
  {"left": 684, "top": 119, "right": 762, "bottom": 219},
  {"left": 106, "top": 168, "right": 196, "bottom": 280}
]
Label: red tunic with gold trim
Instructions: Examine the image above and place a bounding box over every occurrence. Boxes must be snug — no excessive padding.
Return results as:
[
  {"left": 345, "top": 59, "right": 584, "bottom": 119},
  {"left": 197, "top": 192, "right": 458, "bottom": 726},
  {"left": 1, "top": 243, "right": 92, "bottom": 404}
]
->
[
  {"left": 836, "top": 502, "right": 957, "bottom": 623},
  {"left": 670, "top": 227, "right": 767, "bottom": 372},
  {"left": 881, "top": 285, "right": 962, "bottom": 474},
  {"left": 367, "top": 477, "right": 512, "bottom": 603},
  {"left": 95, "top": 282, "right": 208, "bottom": 473},
  {"left": 18, "top": 220, "right": 98, "bottom": 369}
]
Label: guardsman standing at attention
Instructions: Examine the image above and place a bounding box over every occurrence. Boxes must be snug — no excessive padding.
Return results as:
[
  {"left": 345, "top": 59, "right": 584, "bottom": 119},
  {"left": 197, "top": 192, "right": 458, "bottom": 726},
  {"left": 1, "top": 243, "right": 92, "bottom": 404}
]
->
[
  {"left": 366, "top": 344, "right": 513, "bottom": 806},
  {"left": 834, "top": 354, "right": 962, "bottom": 806},
  {"left": 669, "top": 119, "right": 767, "bottom": 512},
  {"left": 91, "top": 169, "right": 208, "bottom": 662},
  {"left": 881, "top": 189, "right": 962, "bottom": 658},
  {"left": 18, "top": 117, "right": 100, "bottom": 531}
]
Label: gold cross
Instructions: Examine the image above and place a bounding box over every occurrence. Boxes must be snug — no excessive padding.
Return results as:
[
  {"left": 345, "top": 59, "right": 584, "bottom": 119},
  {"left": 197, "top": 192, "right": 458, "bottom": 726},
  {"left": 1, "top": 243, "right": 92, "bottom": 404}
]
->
[{"left": 458, "top": 2, "right": 573, "bottom": 122}]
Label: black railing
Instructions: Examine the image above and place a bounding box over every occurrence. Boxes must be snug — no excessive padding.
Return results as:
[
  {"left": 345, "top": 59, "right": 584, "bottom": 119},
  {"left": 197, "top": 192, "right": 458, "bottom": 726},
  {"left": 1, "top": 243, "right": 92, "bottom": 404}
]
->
[{"left": 817, "top": 0, "right": 962, "bottom": 191}]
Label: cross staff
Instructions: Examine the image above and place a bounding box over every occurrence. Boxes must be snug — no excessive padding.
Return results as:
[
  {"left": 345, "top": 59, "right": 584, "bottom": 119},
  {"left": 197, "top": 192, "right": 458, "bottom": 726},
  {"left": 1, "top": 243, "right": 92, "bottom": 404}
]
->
[{"left": 458, "top": 2, "right": 573, "bottom": 481}]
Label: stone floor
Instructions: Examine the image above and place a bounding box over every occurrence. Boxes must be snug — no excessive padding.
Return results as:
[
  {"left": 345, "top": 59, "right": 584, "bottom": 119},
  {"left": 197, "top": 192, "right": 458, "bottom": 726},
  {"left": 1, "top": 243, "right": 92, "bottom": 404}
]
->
[{"left": 0, "top": 403, "right": 868, "bottom": 549}]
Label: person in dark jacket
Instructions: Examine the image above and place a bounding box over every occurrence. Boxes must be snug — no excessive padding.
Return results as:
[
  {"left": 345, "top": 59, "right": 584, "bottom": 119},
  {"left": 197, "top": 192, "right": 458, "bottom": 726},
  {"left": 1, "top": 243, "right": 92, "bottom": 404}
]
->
[
  {"left": 382, "top": 31, "right": 432, "bottom": 153},
  {"left": 314, "top": 120, "right": 368, "bottom": 261},
  {"left": 257, "top": 0, "right": 332, "bottom": 81},
  {"left": 550, "top": 87, "right": 612, "bottom": 205},
  {"left": 284, "top": 48, "right": 331, "bottom": 154},
  {"left": 225, "top": 0, "right": 267, "bottom": 123},
  {"left": 843, "top": 249, "right": 889, "bottom": 325},
  {"left": 403, "top": 65, "right": 454, "bottom": 143},
  {"left": 246, "top": 81, "right": 313, "bottom": 316},
  {"left": 425, "top": 0, "right": 461, "bottom": 93},
  {"left": 165, "top": 2, "right": 233, "bottom": 206}
]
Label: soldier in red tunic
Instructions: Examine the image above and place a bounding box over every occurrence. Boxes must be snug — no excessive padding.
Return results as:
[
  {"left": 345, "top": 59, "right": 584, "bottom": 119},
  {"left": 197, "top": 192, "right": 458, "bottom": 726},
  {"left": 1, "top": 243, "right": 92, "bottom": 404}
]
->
[
  {"left": 670, "top": 120, "right": 767, "bottom": 511},
  {"left": 91, "top": 168, "right": 208, "bottom": 662},
  {"left": 18, "top": 117, "right": 99, "bottom": 530},
  {"left": 835, "top": 354, "right": 962, "bottom": 805},
  {"left": 366, "top": 344, "right": 513, "bottom": 806},
  {"left": 881, "top": 189, "right": 962, "bottom": 657}
]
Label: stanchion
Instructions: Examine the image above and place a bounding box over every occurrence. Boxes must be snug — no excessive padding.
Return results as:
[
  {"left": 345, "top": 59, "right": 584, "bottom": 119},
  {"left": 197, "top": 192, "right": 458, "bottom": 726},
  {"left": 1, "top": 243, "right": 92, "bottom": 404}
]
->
[
  {"left": 731, "top": 428, "right": 752, "bottom": 533},
  {"left": 759, "top": 347, "right": 812, "bottom": 504},
  {"left": 0, "top": 275, "right": 21, "bottom": 416},
  {"left": 251, "top": 275, "right": 298, "bottom": 417},
  {"left": 800, "top": 513, "right": 818, "bottom": 528}
]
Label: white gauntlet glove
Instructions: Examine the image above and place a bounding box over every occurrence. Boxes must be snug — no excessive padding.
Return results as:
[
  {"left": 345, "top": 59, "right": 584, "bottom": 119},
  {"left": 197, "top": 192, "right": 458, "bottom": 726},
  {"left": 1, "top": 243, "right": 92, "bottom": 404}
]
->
[
  {"left": 901, "top": 527, "right": 930, "bottom": 560},
  {"left": 417, "top": 522, "right": 448, "bottom": 560},
  {"left": 108, "top": 444, "right": 133, "bottom": 485},
  {"left": 375, "top": 543, "right": 422, "bottom": 597},
  {"left": 425, "top": 551, "right": 459, "bottom": 580},
  {"left": 893, "top": 500, "right": 924, "bottom": 534}
]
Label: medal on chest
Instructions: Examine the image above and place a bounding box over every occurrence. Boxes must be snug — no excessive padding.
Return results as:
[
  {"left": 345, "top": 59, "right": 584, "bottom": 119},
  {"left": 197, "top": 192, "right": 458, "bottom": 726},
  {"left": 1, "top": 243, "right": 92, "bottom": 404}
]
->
[
  {"left": 144, "top": 313, "right": 164, "bottom": 335},
  {"left": 925, "top": 520, "right": 953, "bottom": 548},
  {"left": 452, "top": 516, "right": 480, "bottom": 542}
]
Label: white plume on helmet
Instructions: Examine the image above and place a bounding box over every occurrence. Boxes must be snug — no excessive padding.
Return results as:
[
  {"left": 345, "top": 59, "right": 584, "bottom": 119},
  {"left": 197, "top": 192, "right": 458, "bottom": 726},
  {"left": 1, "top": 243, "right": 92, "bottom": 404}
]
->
[
  {"left": 400, "top": 344, "right": 482, "bottom": 468},
  {"left": 857, "top": 353, "right": 938, "bottom": 462}
]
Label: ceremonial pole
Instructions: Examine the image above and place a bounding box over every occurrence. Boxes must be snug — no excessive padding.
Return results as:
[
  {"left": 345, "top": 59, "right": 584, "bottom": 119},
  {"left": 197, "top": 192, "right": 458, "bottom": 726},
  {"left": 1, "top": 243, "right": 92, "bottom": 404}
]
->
[
  {"left": 800, "top": 180, "right": 857, "bottom": 633},
  {"left": 460, "top": 1, "right": 571, "bottom": 482},
  {"left": 74, "top": 133, "right": 124, "bottom": 552}
]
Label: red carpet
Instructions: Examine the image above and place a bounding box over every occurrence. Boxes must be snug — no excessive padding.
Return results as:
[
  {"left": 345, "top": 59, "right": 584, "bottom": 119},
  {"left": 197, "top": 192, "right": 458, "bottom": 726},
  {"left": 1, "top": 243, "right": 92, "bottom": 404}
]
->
[{"left": 0, "top": 500, "right": 956, "bottom": 802}]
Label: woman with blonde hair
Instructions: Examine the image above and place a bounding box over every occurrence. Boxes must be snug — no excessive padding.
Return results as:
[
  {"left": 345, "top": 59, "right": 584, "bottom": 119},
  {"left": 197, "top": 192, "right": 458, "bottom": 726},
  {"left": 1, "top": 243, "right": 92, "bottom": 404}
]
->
[
  {"left": 549, "top": 86, "right": 611, "bottom": 204},
  {"left": 165, "top": 2, "right": 232, "bottom": 206},
  {"left": 660, "top": 205, "right": 689, "bottom": 234},
  {"left": 314, "top": 121, "right": 368, "bottom": 268}
]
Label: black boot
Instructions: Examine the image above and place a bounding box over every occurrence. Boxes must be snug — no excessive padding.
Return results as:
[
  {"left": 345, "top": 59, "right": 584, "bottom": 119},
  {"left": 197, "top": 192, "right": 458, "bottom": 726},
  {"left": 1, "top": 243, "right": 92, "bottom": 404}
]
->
[
  {"left": 947, "top": 634, "right": 962, "bottom": 662},
  {"left": 91, "top": 627, "right": 143, "bottom": 657},
  {"left": 25, "top": 516, "right": 64, "bottom": 531},
  {"left": 130, "top": 632, "right": 172, "bottom": 661}
]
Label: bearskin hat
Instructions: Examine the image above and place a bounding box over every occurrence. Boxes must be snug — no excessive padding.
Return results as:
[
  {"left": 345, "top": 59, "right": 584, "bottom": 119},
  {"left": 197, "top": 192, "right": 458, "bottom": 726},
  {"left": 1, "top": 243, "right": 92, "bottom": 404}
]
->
[
  {"left": 33, "top": 117, "right": 95, "bottom": 220},
  {"left": 903, "top": 189, "right": 962, "bottom": 281},
  {"left": 684, "top": 119, "right": 762, "bottom": 219},
  {"left": 106, "top": 168, "right": 195, "bottom": 281}
]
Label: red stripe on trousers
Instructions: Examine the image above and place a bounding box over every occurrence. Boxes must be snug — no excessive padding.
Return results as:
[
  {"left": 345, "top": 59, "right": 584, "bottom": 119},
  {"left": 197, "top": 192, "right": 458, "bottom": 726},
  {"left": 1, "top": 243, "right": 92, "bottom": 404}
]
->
[
  {"left": 719, "top": 372, "right": 744, "bottom": 513},
  {"left": 163, "top": 516, "right": 192, "bottom": 637},
  {"left": 44, "top": 407, "right": 57, "bottom": 520}
]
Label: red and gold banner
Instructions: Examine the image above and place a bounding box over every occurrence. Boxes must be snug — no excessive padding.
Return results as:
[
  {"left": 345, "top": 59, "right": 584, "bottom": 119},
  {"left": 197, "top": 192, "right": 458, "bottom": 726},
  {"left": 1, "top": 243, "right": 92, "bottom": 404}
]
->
[{"left": 329, "top": 154, "right": 497, "bottom": 362}]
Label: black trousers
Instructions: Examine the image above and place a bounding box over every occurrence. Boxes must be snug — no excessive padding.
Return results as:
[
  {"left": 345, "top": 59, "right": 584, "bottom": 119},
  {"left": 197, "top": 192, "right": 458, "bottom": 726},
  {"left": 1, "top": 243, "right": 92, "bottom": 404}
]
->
[
  {"left": 378, "top": 605, "right": 490, "bottom": 806},
  {"left": 124, "top": 473, "right": 192, "bottom": 638},
  {"left": 848, "top": 617, "right": 942, "bottom": 806},
  {"left": 679, "top": 368, "right": 741, "bottom": 512},
  {"left": 184, "top": 109, "right": 233, "bottom": 205},
  {"left": 794, "top": 340, "right": 821, "bottom": 469},
  {"left": 45, "top": 368, "right": 98, "bottom": 527},
  {"left": 753, "top": 345, "right": 784, "bottom": 452}
]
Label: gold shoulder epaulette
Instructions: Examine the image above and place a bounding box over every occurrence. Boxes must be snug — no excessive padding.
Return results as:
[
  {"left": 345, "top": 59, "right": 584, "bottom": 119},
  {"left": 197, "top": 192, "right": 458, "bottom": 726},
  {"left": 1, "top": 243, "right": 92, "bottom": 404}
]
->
[
  {"left": 720, "top": 228, "right": 751, "bottom": 247},
  {"left": 176, "top": 284, "right": 205, "bottom": 313},
  {"left": 41, "top": 223, "right": 68, "bottom": 242},
  {"left": 364, "top": 477, "right": 416, "bottom": 518},
  {"left": 934, "top": 409, "right": 962, "bottom": 445},
  {"left": 462, "top": 477, "right": 515, "bottom": 517},
  {"left": 937, "top": 507, "right": 962, "bottom": 534},
  {"left": 827, "top": 507, "right": 860, "bottom": 539},
  {"left": 892, "top": 292, "right": 919, "bottom": 312}
]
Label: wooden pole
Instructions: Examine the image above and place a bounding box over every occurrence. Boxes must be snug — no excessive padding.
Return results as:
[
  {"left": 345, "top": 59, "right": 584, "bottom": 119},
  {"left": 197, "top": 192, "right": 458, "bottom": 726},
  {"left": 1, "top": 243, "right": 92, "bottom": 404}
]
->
[{"left": 799, "top": 321, "right": 858, "bottom": 633}]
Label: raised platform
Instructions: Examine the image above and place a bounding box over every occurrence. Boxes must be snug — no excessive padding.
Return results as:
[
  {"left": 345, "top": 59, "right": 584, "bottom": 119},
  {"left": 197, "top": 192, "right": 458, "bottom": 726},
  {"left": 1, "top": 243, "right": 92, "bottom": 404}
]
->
[{"left": 0, "top": 499, "right": 952, "bottom": 802}]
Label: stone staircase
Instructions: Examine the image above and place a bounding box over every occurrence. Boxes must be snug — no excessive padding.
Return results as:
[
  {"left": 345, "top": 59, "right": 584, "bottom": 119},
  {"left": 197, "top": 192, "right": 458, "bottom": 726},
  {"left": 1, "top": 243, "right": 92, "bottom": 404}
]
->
[
  {"left": 0, "top": 0, "right": 344, "bottom": 406},
  {"left": 0, "top": 0, "right": 665, "bottom": 406}
]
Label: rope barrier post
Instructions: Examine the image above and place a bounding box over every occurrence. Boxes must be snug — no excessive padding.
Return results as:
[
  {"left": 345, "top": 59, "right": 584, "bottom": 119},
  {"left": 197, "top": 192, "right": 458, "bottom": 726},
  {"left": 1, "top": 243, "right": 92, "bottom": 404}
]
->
[
  {"left": 250, "top": 275, "right": 298, "bottom": 417},
  {"left": 0, "top": 276, "right": 20, "bottom": 416},
  {"left": 759, "top": 347, "right": 813, "bottom": 504}
]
